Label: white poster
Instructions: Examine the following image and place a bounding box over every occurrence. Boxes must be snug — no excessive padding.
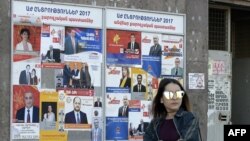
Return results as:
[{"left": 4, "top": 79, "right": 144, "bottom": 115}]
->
[
  {"left": 13, "top": 1, "right": 103, "bottom": 28},
  {"left": 106, "top": 9, "right": 184, "bottom": 34},
  {"left": 161, "top": 35, "right": 184, "bottom": 76},
  {"left": 188, "top": 73, "right": 205, "bottom": 89}
]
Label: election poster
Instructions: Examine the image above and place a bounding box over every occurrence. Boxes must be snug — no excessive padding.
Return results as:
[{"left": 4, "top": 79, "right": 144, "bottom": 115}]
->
[
  {"left": 128, "top": 100, "right": 151, "bottom": 141},
  {"left": 12, "top": 1, "right": 104, "bottom": 141},
  {"left": 64, "top": 27, "right": 103, "bottom": 63},
  {"left": 12, "top": 85, "right": 40, "bottom": 139},
  {"left": 91, "top": 117, "right": 103, "bottom": 141},
  {"left": 106, "top": 29, "right": 141, "bottom": 65},
  {"left": 57, "top": 61, "right": 100, "bottom": 95},
  {"left": 40, "top": 91, "right": 68, "bottom": 141},
  {"left": 106, "top": 117, "right": 128, "bottom": 141},
  {"left": 64, "top": 94, "right": 93, "bottom": 130},
  {"left": 12, "top": 62, "right": 41, "bottom": 89},
  {"left": 141, "top": 32, "right": 162, "bottom": 78},
  {"left": 40, "top": 92, "right": 58, "bottom": 130},
  {"left": 147, "top": 75, "right": 159, "bottom": 101},
  {"left": 13, "top": 25, "right": 41, "bottom": 63},
  {"left": 40, "top": 25, "right": 65, "bottom": 65},
  {"left": 131, "top": 68, "right": 147, "bottom": 100},
  {"left": 106, "top": 88, "right": 131, "bottom": 117},
  {"left": 106, "top": 66, "right": 132, "bottom": 91},
  {"left": 161, "top": 35, "right": 184, "bottom": 77}
]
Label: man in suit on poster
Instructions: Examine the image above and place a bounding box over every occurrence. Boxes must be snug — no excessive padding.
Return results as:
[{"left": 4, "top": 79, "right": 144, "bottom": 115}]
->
[
  {"left": 94, "top": 97, "right": 102, "bottom": 107},
  {"left": 63, "top": 62, "right": 72, "bottom": 87},
  {"left": 64, "top": 29, "right": 79, "bottom": 55},
  {"left": 16, "top": 92, "right": 39, "bottom": 123},
  {"left": 45, "top": 45, "right": 61, "bottom": 63},
  {"left": 19, "top": 64, "right": 31, "bottom": 85},
  {"left": 149, "top": 35, "right": 162, "bottom": 56},
  {"left": 118, "top": 96, "right": 129, "bottom": 117},
  {"left": 171, "top": 57, "right": 184, "bottom": 76},
  {"left": 65, "top": 97, "right": 88, "bottom": 124},
  {"left": 126, "top": 33, "right": 140, "bottom": 54},
  {"left": 71, "top": 63, "right": 80, "bottom": 88},
  {"left": 133, "top": 74, "right": 146, "bottom": 92},
  {"left": 137, "top": 119, "right": 149, "bottom": 135},
  {"left": 91, "top": 118, "right": 102, "bottom": 141}
]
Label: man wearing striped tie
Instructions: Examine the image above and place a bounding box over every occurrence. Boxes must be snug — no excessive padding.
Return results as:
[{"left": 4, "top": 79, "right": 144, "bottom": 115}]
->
[{"left": 65, "top": 97, "right": 88, "bottom": 124}]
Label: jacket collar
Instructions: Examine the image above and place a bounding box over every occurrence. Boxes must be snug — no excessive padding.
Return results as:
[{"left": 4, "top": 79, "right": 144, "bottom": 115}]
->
[{"left": 175, "top": 107, "right": 186, "bottom": 117}]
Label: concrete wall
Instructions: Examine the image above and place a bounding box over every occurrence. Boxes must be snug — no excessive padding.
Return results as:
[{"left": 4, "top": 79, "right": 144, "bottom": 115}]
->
[
  {"left": 0, "top": 0, "right": 208, "bottom": 140},
  {"left": 0, "top": 0, "right": 11, "bottom": 140}
]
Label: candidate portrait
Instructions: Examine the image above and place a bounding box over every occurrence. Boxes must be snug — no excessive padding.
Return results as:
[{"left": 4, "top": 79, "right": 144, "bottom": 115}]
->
[
  {"left": 15, "top": 92, "right": 39, "bottom": 123},
  {"left": 65, "top": 97, "right": 88, "bottom": 124}
]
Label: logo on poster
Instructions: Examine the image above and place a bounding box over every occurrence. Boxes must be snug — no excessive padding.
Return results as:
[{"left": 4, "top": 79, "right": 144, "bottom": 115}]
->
[
  {"left": 142, "top": 36, "right": 151, "bottom": 43},
  {"left": 108, "top": 68, "right": 120, "bottom": 75},
  {"left": 113, "top": 34, "right": 120, "bottom": 44}
]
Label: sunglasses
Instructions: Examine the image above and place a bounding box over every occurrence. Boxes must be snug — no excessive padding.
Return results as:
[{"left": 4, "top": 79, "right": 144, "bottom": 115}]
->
[{"left": 163, "top": 91, "right": 185, "bottom": 100}]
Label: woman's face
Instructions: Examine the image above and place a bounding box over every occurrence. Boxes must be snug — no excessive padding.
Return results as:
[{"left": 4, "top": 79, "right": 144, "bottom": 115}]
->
[
  {"left": 122, "top": 68, "right": 128, "bottom": 77},
  {"left": 21, "top": 31, "right": 29, "bottom": 41},
  {"left": 48, "top": 106, "right": 52, "bottom": 112},
  {"left": 161, "top": 83, "right": 183, "bottom": 113},
  {"left": 32, "top": 70, "right": 36, "bottom": 75}
]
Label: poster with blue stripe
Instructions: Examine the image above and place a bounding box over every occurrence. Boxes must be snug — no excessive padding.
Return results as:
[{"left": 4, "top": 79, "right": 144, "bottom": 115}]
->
[{"left": 106, "top": 117, "right": 128, "bottom": 140}]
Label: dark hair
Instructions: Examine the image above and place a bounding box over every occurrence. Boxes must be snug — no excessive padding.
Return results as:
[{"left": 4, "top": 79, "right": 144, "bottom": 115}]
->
[
  {"left": 137, "top": 74, "right": 142, "bottom": 78},
  {"left": 20, "top": 28, "right": 30, "bottom": 38},
  {"left": 32, "top": 69, "right": 36, "bottom": 74},
  {"left": 130, "top": 33, "right": 135, "bottom": 37},
  {"left": 151, "top": 78, "right": 191, "bottom": 118},
  {"left": 26, "top": 64, "right": 30, "bottom": 68}
]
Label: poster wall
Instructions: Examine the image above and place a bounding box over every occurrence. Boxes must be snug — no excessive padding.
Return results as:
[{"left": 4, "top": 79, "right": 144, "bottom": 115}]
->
[
  {"left": 11, "top": 1, "right": 103, "bottom": 141},
  {"left": 12, "top": 1, "right": 185, "bottom": 141},
  {"left": 105, "top": 8, "right": 185, "bottom": 141}
]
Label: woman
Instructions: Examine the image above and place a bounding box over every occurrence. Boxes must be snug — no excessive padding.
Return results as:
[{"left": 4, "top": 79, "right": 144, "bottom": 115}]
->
[
  {"left": 43, "top": 105, "right": 55, "bottom": 122},
  {"left": 119, "top": 67, "right": 131, "bottom": 88},
  {"left": 30, "top": 69, "right": 38, "bottom": 85},
  {"left": 144, "top": 78, "right": 201, "bottom": 141},
  {"left": 16, "top": 28, "right": 33, "bottom": 51}
]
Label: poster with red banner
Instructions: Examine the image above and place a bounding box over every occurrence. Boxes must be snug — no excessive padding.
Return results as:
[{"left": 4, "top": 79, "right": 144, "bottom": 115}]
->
[
  {"left": 12, "top": 85, "right": 40, "bottom": 139},
  {"left": 40, "top": 25, "right": 65, "bottom": 66},
  {"left": 13, "top": 25, "right": 41, "bottom": 63},
  {"left": 106, "top": 29, "right": 141, "bottom": 65},
  {"left": 128, "top": 100, "right": 151, "bottom": 141}
]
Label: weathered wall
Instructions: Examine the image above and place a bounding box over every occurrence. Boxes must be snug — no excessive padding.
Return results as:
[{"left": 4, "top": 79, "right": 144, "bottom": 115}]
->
[
  {"left": 0, "top": 0, "right": 208, "bottom": 140},
  {"left": 0, "top": 0, "right": 11, "bottom": 140}
]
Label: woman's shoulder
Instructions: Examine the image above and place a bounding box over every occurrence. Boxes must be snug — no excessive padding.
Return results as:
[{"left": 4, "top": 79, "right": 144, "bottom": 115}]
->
[
  {"left": 16, "top": 42, "right": 23, "bottom": 49},
  {"left": 181, "top": 111, "right": 199, "bottom": 122}
]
